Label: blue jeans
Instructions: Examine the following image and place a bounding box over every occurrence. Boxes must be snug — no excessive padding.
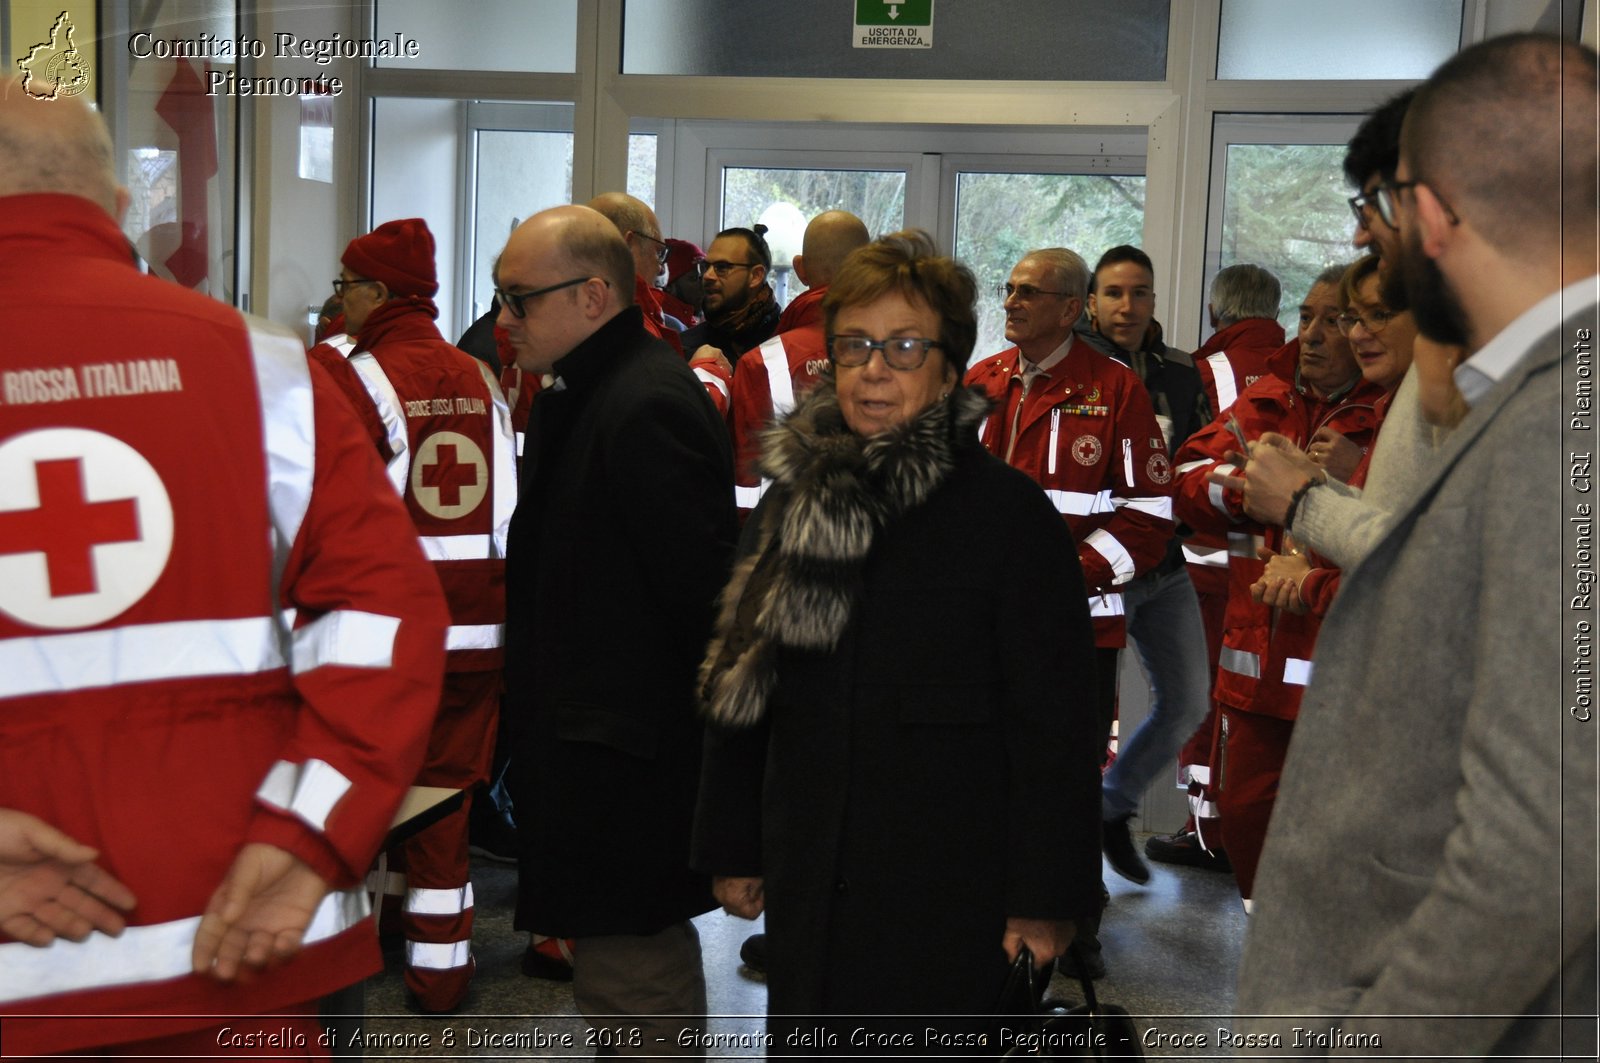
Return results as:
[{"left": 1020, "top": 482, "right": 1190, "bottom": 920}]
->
[{"left": 1102, "top": 564, "right": 1213, "bottom": 819}]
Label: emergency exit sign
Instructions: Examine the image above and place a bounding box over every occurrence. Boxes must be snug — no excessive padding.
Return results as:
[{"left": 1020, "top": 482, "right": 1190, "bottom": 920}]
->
[{"left": 853, "top": 0, "right": 934, "bottom": 48}]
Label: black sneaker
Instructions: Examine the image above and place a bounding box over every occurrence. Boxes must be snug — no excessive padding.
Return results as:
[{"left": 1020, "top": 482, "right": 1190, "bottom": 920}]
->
[
  {"left": 739, "top": 932, "right": 767, "bottom": 974},
  {"left": 1102, "top": 814, "right": 1151, "bottom": 885},
  {"left": 1144, "top": 830, "right": 1232, "bottom": 872}
]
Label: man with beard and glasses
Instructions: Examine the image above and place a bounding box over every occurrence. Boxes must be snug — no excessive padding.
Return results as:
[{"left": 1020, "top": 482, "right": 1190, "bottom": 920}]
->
[
  {"left": 1235, "top": 33, "right": 1598, "bottom": 1058},
  {"left": 681, "top": 224, "right": 782, "bottom": 372},
  {"left": 1235, "top": 87, "right": 1467, "bottom": 571}
]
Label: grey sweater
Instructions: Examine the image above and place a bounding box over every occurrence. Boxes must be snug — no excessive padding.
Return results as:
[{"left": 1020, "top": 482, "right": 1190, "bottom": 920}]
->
[{"left": 1288, "top": 366, "right": 1448, "bottom": 569}]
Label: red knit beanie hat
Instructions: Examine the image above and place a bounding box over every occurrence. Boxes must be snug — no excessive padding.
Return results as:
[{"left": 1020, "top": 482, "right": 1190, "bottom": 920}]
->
[
  {"left": 663, "top": 238, "right": 704, "bottom": 285},
  {"left": 342, "top": 218, "right": 438, "bottom": 298}
]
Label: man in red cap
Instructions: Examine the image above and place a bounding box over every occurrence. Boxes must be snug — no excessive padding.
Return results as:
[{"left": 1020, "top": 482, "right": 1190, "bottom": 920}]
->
[
  {"left": 324, "top": 218, "right": 517, "bottom": 1014},
  {"left": 656, "top": 237, "right": 705, "bottom": 329}
]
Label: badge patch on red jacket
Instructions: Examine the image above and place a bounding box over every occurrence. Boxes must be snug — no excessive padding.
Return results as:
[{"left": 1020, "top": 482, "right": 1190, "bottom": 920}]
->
[
  {"left": 1071, "top": 435, "right": 1103, "bottom": 466},
  {"left": 1147, "top": 453, "right": 1172, "bottom": 484}
]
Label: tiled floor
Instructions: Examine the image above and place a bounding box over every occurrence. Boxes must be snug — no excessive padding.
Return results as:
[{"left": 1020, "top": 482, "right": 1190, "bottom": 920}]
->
[{"left": 347, "top": 831, "right": 1246, "bottom": 1060}]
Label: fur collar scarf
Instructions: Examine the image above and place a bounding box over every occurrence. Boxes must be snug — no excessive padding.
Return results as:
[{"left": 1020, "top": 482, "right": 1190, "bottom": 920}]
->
[{"left": 699, "top": 381, "right": 992, "bottom": 727}]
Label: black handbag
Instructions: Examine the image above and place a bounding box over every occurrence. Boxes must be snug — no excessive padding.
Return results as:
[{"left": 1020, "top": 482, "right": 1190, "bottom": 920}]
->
[{"left": 993, "top": 943, "right": 1145, "bottom": 1060}]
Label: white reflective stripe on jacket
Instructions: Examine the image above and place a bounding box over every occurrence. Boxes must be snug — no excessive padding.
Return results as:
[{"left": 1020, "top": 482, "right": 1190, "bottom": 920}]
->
[
  {"left": 0, "top": 888, "right": 370, "bottom": 1004},
  {"left": 1206, "top": 352, "right": 1240, "bottom": 413},
  {"left": 345, "top": 351, "right": 410, "bottom": 495}
]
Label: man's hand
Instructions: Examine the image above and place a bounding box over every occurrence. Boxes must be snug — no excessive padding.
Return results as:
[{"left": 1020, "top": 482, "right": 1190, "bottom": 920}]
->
[
  {"left": 1238, "top": 432, "right": 1323, "bottom": 526},
  {"left": 192, "top": 844, "right": 329, "bottom": 982},
  {"left": 713, "top": 875, "right": 765, "bottom": 919},
  {"left": 1307, "top": 427, "right": 1363, "bottom": 482},
  {"left": 0, "top": 809, "right": 137, "bottom": 946},
  {"left": 1250, "top": 547, "right": 1311, "bottom": 614},
  {"left": 1001, "top": 916, "right": 1077, "bottom": 969},
  {"left": 689, "top": 345, "right": 733, "bottom": 379}
]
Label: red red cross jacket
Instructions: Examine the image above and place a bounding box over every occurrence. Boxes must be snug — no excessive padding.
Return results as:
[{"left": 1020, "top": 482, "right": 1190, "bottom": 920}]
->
[
  {"left": 1192, "top": 317, "right": 1285, "bottom": 417},
  {"left": 1181, "top": 321, "right": 1283, "bottom": 602},
  {"left": 647, "top": 275, "right": 736, "bottom": 421},
  {"left": 1172, "top": 372, "right": 1383, "bottom": 720},
  {"left": 499, "top": 363, "right": 544, "bottom": 470},
  {"left": 965, "top": 338, "right": 1175, "bottom": 647},
  {"left": 0, "top": 195, "right": 448, "bottom": 1054},
  {"left": 1294, "top": 387, "right": 1395, "bottom": 617},
  {"left": 730, "top": 286, "right": 830, "bottom": 518},
  {"left": 323, "top": 300, "right": 516, "bottom": 676}
]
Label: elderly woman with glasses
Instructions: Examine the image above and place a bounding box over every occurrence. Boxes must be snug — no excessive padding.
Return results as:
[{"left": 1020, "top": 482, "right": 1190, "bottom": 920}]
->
[{"left": 692, "top": 230, "right": 1104, "bottom": 1049}]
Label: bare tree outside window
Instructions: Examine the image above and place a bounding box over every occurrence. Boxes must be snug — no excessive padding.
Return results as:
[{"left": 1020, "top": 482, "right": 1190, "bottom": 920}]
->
[
  {"left": 1218, "top": 144, "right": 1352, "bottom": 335},
  {"left": 721, "top": 167, "right": 908, "bottom": 306},
  {"left": 955, "top": 173, "right": 1146, "bottom": 362}
]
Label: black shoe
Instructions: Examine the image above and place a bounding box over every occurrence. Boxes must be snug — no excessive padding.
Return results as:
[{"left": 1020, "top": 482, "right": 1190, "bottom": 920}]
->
[
  {"left": 739, "top": 932, "right": 767, "bottom": 974},
  {"left": 1144, "top": 830, "right": 1232, "bottom": 872},
  {"left": 1102, "top": 814, "right": 1150, "bottom": 885},
  {"left": 468, "top": 806, "right": 520, "bottom": 864}
]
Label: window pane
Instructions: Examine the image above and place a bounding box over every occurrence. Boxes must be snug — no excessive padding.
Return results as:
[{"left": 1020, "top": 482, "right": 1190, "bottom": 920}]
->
[
  {"left": 1218, "top": 144, "right": 1352, "bottom": 334},
  {"left": 1218, "top": 0, "right": 1460, "bottom": 80},
  {"left": 721, "top": 167, "right": 907, "bottom": 307},
  {"left": 954, "top": 173, "right": 1147, "bottom": 364},
  {"left": 121, "top": 0, "right": 237, "bottom": 302},
  {"left": 624, "top": 0, "right": 1168, "bottom": 80},
  {"left": 628, "top": 134, "right": 657, "bottom": 205},
  {"left": 375, "top": 0, "right": 576, "bottom": 72},
  {"left": 472, "top": 131, "right": 575, "bottom": 321}
]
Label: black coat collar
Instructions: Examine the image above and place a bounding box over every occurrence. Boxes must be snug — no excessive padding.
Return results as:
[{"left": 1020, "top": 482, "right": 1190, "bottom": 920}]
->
[{"left": 550, "top": 306, "right": 648, "bottom": 391}]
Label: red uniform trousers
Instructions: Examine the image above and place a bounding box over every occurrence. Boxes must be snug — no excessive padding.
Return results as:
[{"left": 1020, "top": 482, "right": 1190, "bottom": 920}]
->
[
  {"left": 1215, "top": 709, "right": 1295, "bottom": 903},
  {"left": 389, "top": 668, "right": 499, "bottom": 1011}
]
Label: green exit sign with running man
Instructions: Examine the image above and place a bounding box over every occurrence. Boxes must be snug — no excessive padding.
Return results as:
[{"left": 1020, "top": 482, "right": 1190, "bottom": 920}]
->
[{"left": 853, "top": 0, "right": 934, "bottom": 48}]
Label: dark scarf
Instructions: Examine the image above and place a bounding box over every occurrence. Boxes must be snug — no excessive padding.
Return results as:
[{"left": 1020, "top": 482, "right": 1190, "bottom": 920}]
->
[
  {"left": 707, "top": 283, "right": 781, "bottom": 354},
  {"left": 699, "top": 382, "right": 993, "bottom": 727}
]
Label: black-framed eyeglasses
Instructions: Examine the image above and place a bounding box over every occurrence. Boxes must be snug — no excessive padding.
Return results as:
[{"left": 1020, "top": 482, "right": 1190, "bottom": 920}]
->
[
  {"left": 695, "top": 259, "right": 758, "bottom": 278},
  {"left": 1373, "top": 180, "right": 1419, "bottom": 229},
  {"left": 1336, "top": 308, "right": 1396, "bottom": 336},
  {"left": 494, "top": 277, "right": 602, "bottom": 319},
  {"left": 997, "top": 283, "right": 1069, "bottom": 301},
  {"left": 1347, "top": 190, "right": 1382, "bottom": 229},
  {"left": 1377, "top": 178, "right": 1461, "bottom": 230},
  {"left": 332, "top": 277, "right": 381, "bottom": 296},
  {"left": 630, "top": 230, "right": 671, "bottom": 265},
  {"left": 826, "top": 335, "right": 944, "bottom": 371}
]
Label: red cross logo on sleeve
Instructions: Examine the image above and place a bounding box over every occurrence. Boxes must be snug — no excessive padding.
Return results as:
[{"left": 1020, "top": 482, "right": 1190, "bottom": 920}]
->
[
  {"left": 410, "top": 431, "right": 488, "bottom": 520},
  {"left": 0, "top": 429, "right": 174, "bottom": 630}
]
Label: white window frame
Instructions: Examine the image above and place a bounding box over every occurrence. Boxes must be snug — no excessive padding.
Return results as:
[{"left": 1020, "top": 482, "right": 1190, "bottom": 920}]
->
[
  {"left": 1200, "top": 113, "right": 1365, "bottom": 336},
  {"left": 457, "top": 102, "right": 577, "bottom": 334}
]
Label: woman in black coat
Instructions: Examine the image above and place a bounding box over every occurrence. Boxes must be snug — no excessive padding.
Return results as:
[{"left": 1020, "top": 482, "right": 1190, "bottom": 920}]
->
[{"left": 693, "top": 231, "right": 1104, "bottom": 1054}]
